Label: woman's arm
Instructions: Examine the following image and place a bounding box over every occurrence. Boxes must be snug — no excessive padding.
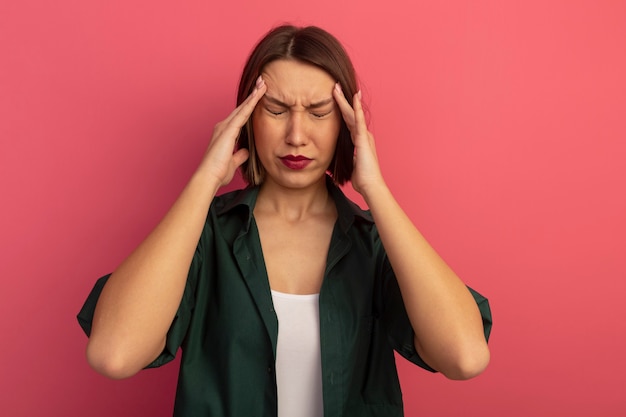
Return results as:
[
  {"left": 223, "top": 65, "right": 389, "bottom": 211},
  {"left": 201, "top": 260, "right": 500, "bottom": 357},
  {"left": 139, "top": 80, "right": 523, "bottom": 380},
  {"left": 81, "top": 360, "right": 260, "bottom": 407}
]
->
[
  {"left": 333, "top": 84, "right": 490, "bottom": 380},
  {"left": 86, "top": 78, "right": 267, "bottom": 379}
]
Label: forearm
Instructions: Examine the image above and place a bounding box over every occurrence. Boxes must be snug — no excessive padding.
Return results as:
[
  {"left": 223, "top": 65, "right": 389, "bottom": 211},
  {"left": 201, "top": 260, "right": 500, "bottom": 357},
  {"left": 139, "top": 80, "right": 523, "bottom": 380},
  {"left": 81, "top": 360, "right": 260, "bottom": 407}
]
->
[
  {"left": 362, "top": 182, "right": 490, "bottom": 379},
  {"left": 87, "top": 166, "right": 221, "bottom": 379},
  {"left": 86, "top": 78, "right": 265, "bottom": 379}
]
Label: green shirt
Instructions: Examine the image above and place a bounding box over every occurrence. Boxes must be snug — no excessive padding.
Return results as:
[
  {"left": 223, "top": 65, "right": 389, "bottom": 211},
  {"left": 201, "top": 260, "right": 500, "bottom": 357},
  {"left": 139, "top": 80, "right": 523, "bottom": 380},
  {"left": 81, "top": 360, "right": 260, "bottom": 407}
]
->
[{"left": 78, "top": 177, "right": 492, "bottom": 417}]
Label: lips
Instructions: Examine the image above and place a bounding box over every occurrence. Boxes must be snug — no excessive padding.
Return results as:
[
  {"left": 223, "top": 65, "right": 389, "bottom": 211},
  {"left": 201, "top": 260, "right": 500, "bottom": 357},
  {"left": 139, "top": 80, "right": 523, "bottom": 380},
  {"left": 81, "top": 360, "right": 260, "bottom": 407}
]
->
[{"left": 280, "top": 155, "right": 312, "bottom": 170}]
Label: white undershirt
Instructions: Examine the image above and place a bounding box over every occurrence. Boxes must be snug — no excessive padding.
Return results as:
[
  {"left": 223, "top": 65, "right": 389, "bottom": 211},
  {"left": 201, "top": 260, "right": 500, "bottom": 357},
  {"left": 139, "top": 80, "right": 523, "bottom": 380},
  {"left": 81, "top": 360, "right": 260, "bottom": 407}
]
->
[{"left": 271, "top": 290, "right": 323, "bottom": 417}]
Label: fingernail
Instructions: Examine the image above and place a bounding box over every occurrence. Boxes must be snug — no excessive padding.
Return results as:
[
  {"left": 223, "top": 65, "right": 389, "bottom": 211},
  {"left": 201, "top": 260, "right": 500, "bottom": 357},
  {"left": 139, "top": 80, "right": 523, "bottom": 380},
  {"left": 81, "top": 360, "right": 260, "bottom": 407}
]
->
[
  {"left": 357, "top": 90, "right": 362, "bottom": 100},
  {"left": 255, "top": 75, "right": 264, "bottom": 88},
  {"left": 335, "top": 82, "right": 342, "bottom": 92}
]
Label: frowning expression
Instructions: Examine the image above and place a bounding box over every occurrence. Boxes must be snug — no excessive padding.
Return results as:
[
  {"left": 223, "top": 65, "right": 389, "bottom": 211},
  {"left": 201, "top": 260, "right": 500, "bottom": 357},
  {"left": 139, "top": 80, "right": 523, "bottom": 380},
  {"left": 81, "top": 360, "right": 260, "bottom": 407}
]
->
[{"left": 252, "top": 59, "right": 341, "bottom": 189}]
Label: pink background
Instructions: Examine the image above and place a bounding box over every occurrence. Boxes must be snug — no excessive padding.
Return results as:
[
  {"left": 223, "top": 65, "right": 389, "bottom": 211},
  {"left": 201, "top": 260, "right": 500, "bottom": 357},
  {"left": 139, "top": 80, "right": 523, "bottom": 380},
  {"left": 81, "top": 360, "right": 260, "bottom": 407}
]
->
[{"left": 2, "top": 1, "right": 625, "bottom": 416}]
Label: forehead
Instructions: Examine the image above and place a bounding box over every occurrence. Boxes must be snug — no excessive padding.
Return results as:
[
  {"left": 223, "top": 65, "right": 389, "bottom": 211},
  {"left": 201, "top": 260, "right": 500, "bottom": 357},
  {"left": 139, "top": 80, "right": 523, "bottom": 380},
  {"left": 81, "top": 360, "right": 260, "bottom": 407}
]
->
[{"left": 261, "top": 59, "right": 335, "bottom": 104}]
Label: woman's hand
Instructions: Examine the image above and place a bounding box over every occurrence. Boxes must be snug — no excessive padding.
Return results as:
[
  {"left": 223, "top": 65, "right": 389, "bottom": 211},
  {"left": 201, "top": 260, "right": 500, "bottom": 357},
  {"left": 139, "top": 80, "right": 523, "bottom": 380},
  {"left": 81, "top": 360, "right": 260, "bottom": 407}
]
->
[
  {"left": 332, "top": 83, "right": 384, "bottom": 197},
  {"left": 200, "top": 76, "right": 267, "bottom": 187},
  {"left": 87, "top": 76, "right": 267, "bottom": 379},
  {"left": 334, "top": 85, "right": 490, "bottom": 380}
]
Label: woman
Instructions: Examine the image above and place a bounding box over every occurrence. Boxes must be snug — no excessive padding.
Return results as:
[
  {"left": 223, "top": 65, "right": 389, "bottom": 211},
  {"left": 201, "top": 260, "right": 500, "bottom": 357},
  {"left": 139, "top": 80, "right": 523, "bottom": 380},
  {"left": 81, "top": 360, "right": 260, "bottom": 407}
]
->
[{"left": 79, "top": 25, "right": 492, "bottom": 417}]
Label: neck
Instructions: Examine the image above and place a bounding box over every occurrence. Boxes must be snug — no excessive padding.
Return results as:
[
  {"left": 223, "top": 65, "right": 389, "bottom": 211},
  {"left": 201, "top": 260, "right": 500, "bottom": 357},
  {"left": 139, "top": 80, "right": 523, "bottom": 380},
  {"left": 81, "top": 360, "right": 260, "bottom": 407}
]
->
[{"left": 255, "top": 176, "right": 334, "bottom": 222}]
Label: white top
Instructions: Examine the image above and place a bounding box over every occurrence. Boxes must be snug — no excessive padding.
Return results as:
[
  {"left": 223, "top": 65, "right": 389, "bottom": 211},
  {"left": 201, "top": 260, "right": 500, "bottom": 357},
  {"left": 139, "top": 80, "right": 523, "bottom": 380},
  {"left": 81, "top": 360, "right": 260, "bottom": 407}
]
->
[{"left": 271, "top": 290, "right": 323, "bottom": 417}]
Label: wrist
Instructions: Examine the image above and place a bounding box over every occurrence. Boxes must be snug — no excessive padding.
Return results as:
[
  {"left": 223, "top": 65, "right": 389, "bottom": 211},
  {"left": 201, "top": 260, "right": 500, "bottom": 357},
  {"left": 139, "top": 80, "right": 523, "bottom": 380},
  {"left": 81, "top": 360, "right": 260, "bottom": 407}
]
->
[
  {"left": 189, "top": 163, "right": 222, "bottom": 198},
  {"left": 358, "top": 180, "right": 391, "bottom": 207}
]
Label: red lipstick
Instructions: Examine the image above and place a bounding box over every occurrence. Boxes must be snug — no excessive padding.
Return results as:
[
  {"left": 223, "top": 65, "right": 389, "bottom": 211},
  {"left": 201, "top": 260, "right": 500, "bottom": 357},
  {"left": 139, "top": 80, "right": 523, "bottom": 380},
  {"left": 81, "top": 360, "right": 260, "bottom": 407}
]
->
[{"left": 280, "top": 155, "right": 312, "bottom": 170}]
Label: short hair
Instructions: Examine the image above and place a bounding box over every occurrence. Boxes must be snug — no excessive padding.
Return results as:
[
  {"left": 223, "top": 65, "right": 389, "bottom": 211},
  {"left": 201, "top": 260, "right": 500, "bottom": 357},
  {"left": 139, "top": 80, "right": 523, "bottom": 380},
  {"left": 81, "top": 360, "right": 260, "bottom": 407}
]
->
[{"left": 236, "top": 25, "right": 358, "bottom": 186}]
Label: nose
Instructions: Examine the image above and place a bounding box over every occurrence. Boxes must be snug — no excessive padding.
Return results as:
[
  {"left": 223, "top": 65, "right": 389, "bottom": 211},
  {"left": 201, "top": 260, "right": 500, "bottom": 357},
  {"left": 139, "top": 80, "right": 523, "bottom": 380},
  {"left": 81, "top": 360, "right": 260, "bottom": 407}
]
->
[{"left": 285, "top": 111, "right": 307, "bottom": 147}]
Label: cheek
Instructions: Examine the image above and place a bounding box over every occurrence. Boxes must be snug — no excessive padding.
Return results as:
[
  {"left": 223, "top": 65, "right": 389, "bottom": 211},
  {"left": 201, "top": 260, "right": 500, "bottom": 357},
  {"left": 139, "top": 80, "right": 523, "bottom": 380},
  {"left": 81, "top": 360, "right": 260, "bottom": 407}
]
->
[
  {"left": 252, "top": 112, "right": 282, "bottom": 139},
  {"left": 251, "top": 114, "right": 285, "bottom": 161},
  {"left": 318, "top": 117, "right": 341, "bottom": 148},
  {"left": 251, "top": 113, "right": 271, "bottom": 146},
  {"left": 251, "top": 110, "right": 263, "bottom": 136}
]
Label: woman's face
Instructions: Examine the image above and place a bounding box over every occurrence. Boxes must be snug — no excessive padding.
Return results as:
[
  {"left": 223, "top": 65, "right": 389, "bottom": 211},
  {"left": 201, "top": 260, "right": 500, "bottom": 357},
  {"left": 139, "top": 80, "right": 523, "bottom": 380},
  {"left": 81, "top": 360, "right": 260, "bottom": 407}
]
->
[{"left": 252, "top": 59, "right": 341, "bottom": 190}]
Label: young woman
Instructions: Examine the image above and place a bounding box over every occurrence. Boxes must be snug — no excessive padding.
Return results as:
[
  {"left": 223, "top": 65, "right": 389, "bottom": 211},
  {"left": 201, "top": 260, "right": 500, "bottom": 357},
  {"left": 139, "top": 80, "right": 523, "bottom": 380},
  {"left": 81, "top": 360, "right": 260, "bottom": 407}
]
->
[{"left": 79, "top": 25, "right": 492, "bottom": 417}]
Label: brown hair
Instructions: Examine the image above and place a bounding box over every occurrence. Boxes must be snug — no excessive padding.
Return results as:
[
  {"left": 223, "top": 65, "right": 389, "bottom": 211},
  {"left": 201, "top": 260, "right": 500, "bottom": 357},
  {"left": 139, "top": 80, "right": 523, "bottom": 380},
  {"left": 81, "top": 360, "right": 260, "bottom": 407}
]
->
[{"left": 236, "top": 25, "right": 358, "bottom": 185}]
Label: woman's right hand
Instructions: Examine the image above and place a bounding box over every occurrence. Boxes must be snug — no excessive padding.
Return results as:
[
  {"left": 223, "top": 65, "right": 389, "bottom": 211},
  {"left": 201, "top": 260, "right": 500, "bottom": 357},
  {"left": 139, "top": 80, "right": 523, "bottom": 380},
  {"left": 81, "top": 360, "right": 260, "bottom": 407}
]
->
[{"left": 200, "top": 76, "right": 266, "bottom": 187}]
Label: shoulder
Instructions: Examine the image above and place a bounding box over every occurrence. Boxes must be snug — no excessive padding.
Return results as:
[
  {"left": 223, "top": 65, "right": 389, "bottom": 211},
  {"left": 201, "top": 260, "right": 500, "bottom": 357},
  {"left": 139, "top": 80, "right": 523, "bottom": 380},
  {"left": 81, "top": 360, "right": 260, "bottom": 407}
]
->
[
  {"left": 211, "top": 188, "right": 248, "bottom": 211},
  {"left": 198, "top": 187, "right": 259, "bottom": 245},
  {"left": 326, "top": 178, "right": 373, "bottom": 226},
  {"left": 209, "top": 185, "right": 259, "bottom": 217}
]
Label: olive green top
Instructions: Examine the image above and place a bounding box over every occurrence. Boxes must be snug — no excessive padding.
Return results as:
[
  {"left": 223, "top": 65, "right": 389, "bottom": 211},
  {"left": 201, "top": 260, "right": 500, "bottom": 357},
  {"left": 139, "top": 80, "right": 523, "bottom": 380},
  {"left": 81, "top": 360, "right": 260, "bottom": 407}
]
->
[{"left": 78, "top": 176, "right": 492, "bottom": 417}]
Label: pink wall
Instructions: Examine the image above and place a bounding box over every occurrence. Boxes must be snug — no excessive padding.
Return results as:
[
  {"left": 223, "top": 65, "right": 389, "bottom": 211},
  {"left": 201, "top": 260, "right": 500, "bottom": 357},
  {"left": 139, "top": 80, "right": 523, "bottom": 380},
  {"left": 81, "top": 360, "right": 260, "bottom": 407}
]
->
[{"left": 2, "top": 1, "right": 625, "bottom": 415}]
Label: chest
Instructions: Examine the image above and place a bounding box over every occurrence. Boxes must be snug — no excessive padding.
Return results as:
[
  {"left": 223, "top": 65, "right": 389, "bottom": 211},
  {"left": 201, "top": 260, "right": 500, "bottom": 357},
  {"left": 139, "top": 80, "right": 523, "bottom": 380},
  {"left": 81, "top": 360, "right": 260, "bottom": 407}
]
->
[{"left": 255, "top": 216, "right": 335, "bottom": 294}]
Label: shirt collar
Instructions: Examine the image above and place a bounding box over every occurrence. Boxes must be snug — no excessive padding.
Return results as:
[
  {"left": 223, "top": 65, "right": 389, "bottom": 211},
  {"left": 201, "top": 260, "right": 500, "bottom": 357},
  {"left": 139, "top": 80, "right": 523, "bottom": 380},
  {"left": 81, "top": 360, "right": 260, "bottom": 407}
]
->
[{"left": 216, "top": 175, "right": 373, "bottom": 231}]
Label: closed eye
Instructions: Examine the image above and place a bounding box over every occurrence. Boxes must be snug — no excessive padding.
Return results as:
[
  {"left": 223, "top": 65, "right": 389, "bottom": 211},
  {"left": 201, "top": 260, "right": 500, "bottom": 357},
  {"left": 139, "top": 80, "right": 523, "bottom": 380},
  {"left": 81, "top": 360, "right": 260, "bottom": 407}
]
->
[
  {"left": 311, "top": 110, "right": 333, "bottom": 118},
  {"left": 265, "top": 107, "right": 285, "bottom": 116}
]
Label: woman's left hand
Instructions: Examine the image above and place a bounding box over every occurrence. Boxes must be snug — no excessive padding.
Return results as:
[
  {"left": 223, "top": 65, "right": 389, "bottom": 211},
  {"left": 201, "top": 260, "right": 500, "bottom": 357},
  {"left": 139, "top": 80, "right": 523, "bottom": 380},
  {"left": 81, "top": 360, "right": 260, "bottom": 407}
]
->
[
  {"left": 334, "top": 85, "right": 490, "bottom": 381},
  {"left": 333, "top": 83, "right": 385, "bottom": 197}
]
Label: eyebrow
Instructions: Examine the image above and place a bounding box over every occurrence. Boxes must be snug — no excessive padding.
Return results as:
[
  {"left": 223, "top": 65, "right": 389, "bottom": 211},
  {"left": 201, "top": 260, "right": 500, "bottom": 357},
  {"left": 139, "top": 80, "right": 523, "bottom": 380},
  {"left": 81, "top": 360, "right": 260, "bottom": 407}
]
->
[{"left": 263, "top": 95, "right": 334, "bottom": 110}]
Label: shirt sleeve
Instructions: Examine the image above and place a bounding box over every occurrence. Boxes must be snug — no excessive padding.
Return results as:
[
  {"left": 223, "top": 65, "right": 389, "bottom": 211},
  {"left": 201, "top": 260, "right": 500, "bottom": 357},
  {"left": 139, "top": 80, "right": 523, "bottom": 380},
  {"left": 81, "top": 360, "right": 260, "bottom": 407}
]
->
[
  {"left": 147, "top": 252, "right": 200, "bottom": 368},
  {"left": 76, "top": 273, "right": 110, "bottom": 338},
  {"left": 76, "top": 236, "right": 206, "bottom": 369},
  {"left": 380, "top": 259, "right": 493, "bottom": 372}
]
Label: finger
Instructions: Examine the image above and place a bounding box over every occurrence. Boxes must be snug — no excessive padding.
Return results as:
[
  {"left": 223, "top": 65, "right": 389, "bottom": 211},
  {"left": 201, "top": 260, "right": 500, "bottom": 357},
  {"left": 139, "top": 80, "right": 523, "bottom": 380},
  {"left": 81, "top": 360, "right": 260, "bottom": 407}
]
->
[
  {"left": 333, "top": 83, "right": 356, "bottom": 129},
  {"left": 231, "top": 148, "right": 250, "bottom": 167},
  {"left": 223, "top": 76, "right": 267, "bottom": 128},
  {"left": 352, "top": 90, "right": 368, "bottom": 139}
]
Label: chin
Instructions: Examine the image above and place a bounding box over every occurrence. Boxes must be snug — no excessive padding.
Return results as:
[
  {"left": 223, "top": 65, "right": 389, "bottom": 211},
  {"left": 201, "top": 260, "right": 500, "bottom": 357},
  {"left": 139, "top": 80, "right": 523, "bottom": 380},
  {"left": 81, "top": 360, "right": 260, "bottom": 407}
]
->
[{"left": 267, "top": 169, "right": 327, "bottom": 190}]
